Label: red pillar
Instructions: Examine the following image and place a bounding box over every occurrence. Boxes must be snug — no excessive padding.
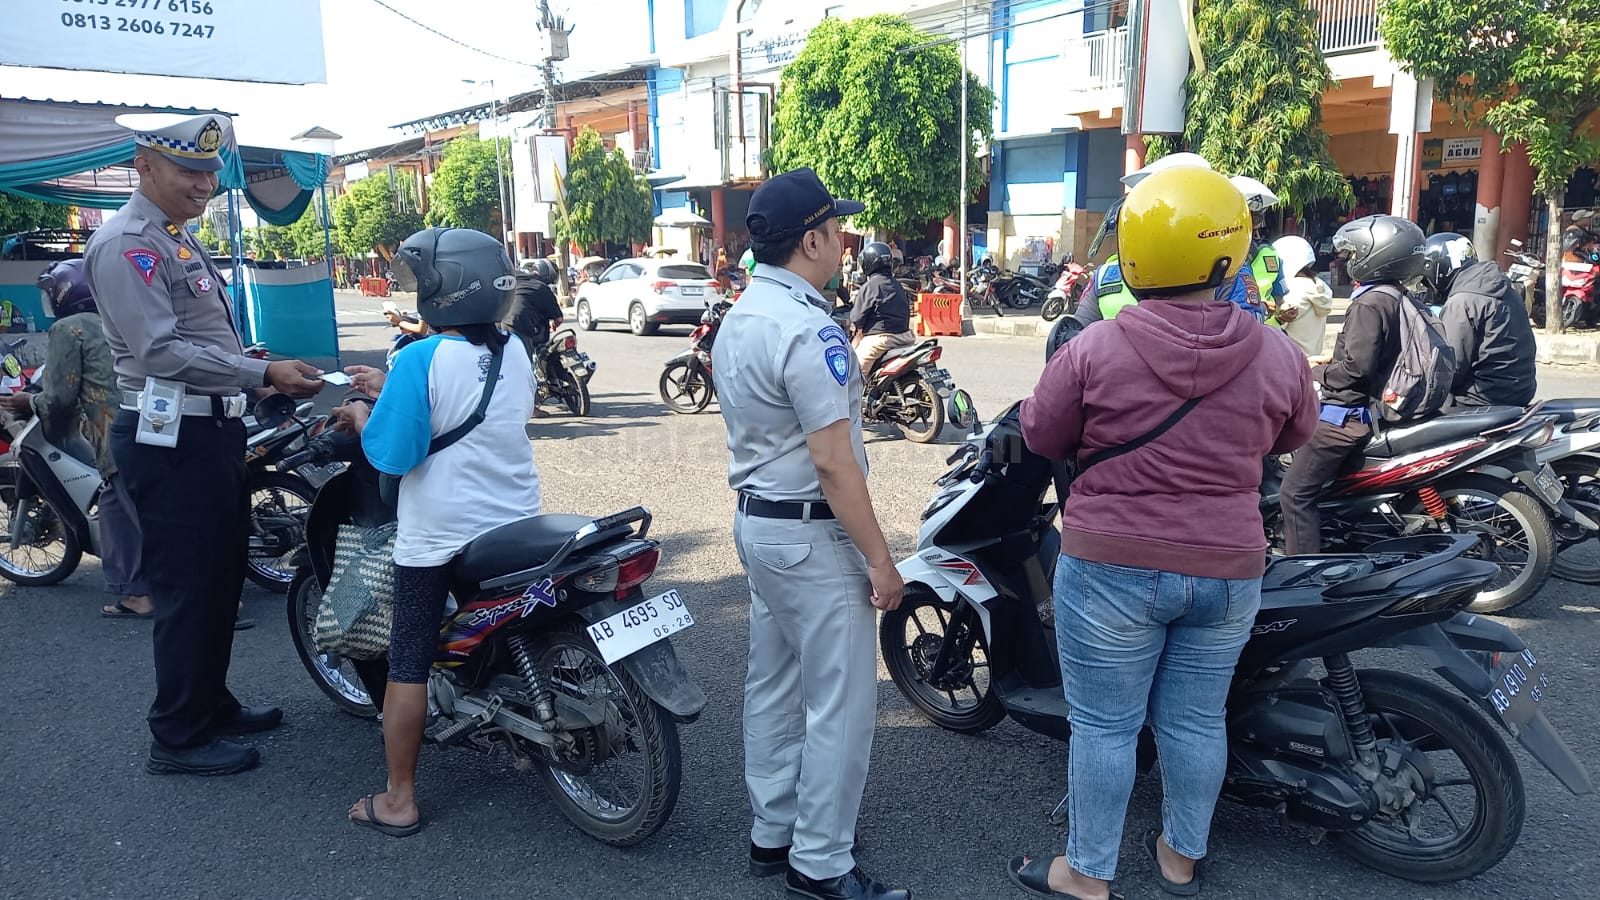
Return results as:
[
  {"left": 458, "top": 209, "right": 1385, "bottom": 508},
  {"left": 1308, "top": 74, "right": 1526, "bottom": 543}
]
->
[
  {"left": 1123, "top": 133, "right": 1146, "bottom": 185},
  {"left": 711, "top": 188, "right": 727, "bottom": 252},
  {"left": 942, "top": 215, "right": 957, "bottom": 263},
  {"left": 1472, "top": 130, "right": 1504, "bottom": 257},
  {"left": 1496, "top": 143, "right": 1535, "bottom": 251}
]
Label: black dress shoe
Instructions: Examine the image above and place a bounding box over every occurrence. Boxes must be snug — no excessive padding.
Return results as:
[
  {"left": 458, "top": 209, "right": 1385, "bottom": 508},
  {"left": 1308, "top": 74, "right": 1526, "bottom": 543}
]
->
[
  {"left": 751, "top": 843, "right": 790, "bottom": 878},
  {"left": 147, "top": 738, "right": 260, "bottom": 776},
  {"left": 210, "top": 705, "right": 283, "bottom": 736},
  {"left": 786, "top": 866, "right": 909, "bottom": 900}
]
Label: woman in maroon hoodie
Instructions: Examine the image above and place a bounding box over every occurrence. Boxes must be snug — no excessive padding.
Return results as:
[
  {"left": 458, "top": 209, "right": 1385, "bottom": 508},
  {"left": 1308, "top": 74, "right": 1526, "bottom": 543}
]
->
[{"left": 1008, "top": 167, "right": 1318, "bottom": 900}]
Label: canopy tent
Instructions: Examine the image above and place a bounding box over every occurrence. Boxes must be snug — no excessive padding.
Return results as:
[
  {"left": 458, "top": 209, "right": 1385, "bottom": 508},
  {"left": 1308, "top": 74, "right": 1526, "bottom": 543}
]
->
[
  {"left": 0, "top": 98, "right": 339, "bottom": 362},
  {"left": 0, "top": 98, "right": 328, "bottom": 224}
]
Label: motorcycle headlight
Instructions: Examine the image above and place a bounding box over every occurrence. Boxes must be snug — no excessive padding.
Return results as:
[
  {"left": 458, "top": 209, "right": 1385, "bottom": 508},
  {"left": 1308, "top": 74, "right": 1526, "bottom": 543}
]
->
[{"left": 922, "top": 488, "right": 961, "bottom": 521}]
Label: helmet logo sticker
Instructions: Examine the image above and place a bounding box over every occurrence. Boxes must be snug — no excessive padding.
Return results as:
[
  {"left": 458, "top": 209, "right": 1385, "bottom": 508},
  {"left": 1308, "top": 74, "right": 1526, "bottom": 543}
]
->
[
  {"left": 493, "top": 275, "right": 517, "bottom": 291},
  {"left": 1197, "top": 224, "right": 1246, "bottom": 240},
  {"left": 437, "top": 279, "right": 481, "bottom": 307}
]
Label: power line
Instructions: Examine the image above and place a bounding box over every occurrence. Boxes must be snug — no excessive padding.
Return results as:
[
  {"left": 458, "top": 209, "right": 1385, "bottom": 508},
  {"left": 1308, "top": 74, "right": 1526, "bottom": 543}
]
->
[{"left": 366, "top": 0, "right": 542, "bottom": 69}]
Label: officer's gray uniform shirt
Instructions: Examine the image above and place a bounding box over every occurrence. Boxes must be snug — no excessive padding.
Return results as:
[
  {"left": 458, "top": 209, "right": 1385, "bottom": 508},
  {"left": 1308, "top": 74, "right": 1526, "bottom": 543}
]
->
[
  {"left": 84, "top": 190, "right": 270, "bottom": 395},
  {"left": 714, "top": 261, "right": 878, "bottom": 881},
  {"left": 714, "top": 263, "right": 867, "bottom": 500}
]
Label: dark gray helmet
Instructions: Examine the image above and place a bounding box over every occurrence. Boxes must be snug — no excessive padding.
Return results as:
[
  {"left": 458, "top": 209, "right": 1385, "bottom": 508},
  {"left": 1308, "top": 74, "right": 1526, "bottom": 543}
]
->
[
  {"left": 524, "top": 258, "right": 558, "bottom": 284},
  {"left": 393, "top": 228, "right": 515, "bottom": 329},
  {"left": 1333, "top": 215, "right": 1426, "bottom": 284},
  {"left": 1422, "top": 232, "right": 1476, "bottom": 294},
  {"left": 859, "top": 241, "right": 892, "bottom": 277}
]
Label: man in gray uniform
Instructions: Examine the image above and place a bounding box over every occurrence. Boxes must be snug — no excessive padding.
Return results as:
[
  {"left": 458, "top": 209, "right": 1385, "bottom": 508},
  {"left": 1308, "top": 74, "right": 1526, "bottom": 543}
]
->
[
  {"left": 712, "top": 167, "right": 909, "bottom": 900},
  {"left": 86, "top": 113, "right": 324, "bottom": 776}
]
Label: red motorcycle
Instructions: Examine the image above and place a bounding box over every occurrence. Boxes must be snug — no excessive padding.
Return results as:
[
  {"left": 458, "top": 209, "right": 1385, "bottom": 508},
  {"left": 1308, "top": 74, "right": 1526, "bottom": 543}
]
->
[
  {"left": 658, "top": 298, "right": 731, "bottom": 414},
  {"left": 1041, "top": 255, "right": 1095, "bottom": 322},
  {"left": 1558, "top": 209, "right": 1600, "bottom": 328}
]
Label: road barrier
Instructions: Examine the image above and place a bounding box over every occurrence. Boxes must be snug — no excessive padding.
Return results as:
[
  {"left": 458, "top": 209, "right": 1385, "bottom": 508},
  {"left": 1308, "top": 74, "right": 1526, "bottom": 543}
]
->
[
  {"left": 914, "top": 292, "right": 963, "bottom": 336},
  {"left": 358, "top": 276, "right": 390, "bottom": 297}
]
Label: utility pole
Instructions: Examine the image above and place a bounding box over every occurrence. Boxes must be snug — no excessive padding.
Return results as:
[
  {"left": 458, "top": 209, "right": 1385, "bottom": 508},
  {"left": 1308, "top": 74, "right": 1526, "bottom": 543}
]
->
[
  {"left": 958, "top": 0, "right": 970, "bottom": 317},
  {"left": 539, "top": 0, "right": 571, "bottom": 301},
  {"left": 463, "top": 78, "right": 513, "bottom": 257}
]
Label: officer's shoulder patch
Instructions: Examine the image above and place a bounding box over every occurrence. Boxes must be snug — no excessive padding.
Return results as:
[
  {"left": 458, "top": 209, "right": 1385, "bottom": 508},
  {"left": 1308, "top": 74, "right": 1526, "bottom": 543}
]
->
[
  {"left": 824, "top": 345, "right": 850, "bottom": 386},
  {"left": 1264, "top": 255, "right": 1280, "bottom": 272},
  {"left": 817, "top": 324, "right": 849, "bottom": 347},
  {"left": 123, "top": 249, "right": 161, "bottom": 287}
]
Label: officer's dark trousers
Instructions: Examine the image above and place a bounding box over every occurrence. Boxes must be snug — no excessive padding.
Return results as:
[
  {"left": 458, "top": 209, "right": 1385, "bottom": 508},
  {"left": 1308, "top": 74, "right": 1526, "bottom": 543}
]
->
[
  {"left": 1279, "top": 419, "right": 1372, "bottom": 556},
  {"left": 111, "top": 410, "right": 248, "bottom": 749}
]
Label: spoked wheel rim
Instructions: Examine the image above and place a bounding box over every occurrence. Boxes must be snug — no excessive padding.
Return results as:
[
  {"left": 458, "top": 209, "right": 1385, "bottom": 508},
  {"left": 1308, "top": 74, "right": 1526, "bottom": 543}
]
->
[
  {"left": 895, "top": 380, "right": 941, "bottom": 440},
  {"left": 891, "top": 598, "right": 994, "bottom": 716},
  {"left": 296, "top": 576, "right": 373, "bottom": 708},
  {"left": 1443, "top": 489, "right": 1539, "bottom": 604},
  {"left": 1346, "top": 708, "right": 1492, "bottom": 859},
  {"left": 248, "top": 482, "right": 311, "bottom": 583},
  {"left": 0, "top": 479, "right": 70, "bottom": 579},
  {"left": 1552, "top": 460, "right": 1600, "bottom": 582},
  {"left": 659, "top": 363, "right": 710, "bottom": 413},
  {"left": 540, "top": 639, "right": 652, "bottom": 823}
]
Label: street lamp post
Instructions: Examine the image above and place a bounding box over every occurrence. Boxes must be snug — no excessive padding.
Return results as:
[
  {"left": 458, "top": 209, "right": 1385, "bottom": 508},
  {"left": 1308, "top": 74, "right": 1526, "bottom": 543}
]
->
[{"left": 464, "top": 78, "right": 513, "bottom": 256}]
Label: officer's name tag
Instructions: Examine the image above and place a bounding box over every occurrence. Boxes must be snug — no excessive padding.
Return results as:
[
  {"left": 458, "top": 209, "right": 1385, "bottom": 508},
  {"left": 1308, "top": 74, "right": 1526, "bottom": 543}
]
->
[{"left": 586, "top": 589, "right": 694, "bottom": 664}]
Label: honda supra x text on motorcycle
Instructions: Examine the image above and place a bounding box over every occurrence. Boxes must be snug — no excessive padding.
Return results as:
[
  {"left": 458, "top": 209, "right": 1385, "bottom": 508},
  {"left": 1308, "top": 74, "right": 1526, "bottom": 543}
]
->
[
  {"left": 882, "top": 403, "right": 1592, "bottom": 884},
  {"left": 659, "top": 297, "right": 730, "bottom": 414},
  {"left": 284, "top": 432, "right": 705, "bottom": 846},
  {"left": 534, "top": 326, "right": 596, "bottom": 417}
]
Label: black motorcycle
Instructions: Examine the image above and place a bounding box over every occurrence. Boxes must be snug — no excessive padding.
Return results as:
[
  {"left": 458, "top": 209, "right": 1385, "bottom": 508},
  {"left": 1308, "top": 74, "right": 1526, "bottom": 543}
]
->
[
  {"left": 862, "top": 338, "right": 959, "bottom": 443},
  {"left": 243, "top": 394, "right": 336, "bottom": 593},
  {"left": 882, "top": 402, "right": 1592, "bottom": 883},
  {"left": 533, "top": 326, "right": 596, "bottom": 417},
  {"left": 659, "top": 298, "right": 731, "bottom": 415},
  {"left": 281, "top": 430, "right": 705, "bottom": 846}
]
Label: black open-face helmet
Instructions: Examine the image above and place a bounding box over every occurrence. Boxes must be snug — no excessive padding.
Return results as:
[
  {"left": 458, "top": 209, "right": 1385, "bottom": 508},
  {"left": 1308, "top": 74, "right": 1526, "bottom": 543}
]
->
[
  {"left": 37, "top": 258, "right": 97, "bottom": 318},
  {"left": 1422, "top": 232, "right": 1477, "bottom": 295},
  {"left": 393, "top": 227, "right": 516, "bottom": 330},
  {"left": 859, "top": 241, "right": 893, "bottom": 277}
]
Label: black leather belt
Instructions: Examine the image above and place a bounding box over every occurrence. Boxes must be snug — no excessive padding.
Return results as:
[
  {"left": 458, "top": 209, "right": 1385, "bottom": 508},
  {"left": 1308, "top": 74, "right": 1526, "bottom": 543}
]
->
[{"left": 738, "top": 493, "right": 835, "bottom": 520}]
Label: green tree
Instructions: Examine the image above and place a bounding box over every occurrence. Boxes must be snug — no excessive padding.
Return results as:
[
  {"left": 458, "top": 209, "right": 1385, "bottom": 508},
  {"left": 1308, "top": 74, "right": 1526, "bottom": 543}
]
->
[
  {"left": 554, "top": 126, "right": 654, "bottom": 249},
  {"left": 0, "top": 193, "right": 70, "bottom": 234},
  {"left": 197, "top": 217, "right": 230, "bottom": 254},
  {"left": 427, "top": 135, "right": 510, "bottom": 235},
  {"left": 769, "top": 14, "right": 994, "bottom": 237},
  {"left": 284, "top": 203, "right": 331, "bottom": 259},
  {"left": 1382, "top": 0, "right": 1600, "bottom": 332},
  {"left": 332, "top": 175, "right": 423, "bottom": 259},
  {"left": 1146, "top": 0, "right": 1351, "bottom": 213}
]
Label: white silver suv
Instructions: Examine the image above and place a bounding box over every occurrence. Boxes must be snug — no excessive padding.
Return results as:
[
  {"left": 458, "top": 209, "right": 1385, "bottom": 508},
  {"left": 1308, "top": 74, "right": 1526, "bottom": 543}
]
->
[{"left": 574, "top": 258, "right": 721, "bottom": 336}]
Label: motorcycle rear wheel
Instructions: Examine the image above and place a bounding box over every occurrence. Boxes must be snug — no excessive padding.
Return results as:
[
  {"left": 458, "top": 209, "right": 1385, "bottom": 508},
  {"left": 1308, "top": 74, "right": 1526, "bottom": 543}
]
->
[
  {"left": 551, "top": 368, "right": 592, "bottom": 417},
  {"left": 287, "top": 569, "right": 379, "bottom": 718},
  {"left": 879, "top": 586, "right": 1006, "bottom": 734},
  {"left": 531, "top": 626, "right": 683, "bottom": 846},
  {"left": 658, "top": 361, "right": 713, "bottom": 414},
  {"left": 1331, "top": 670, "right": 1523, "bottom": 884},
  {"left": 246, "top": 470, "right": 315, "bottom": 592},
  {"left": 0, "top": 466, "right": 82, "bottom": 586},
  {"left": 1551, "top": 456, "right": 1600, "bottom": 584},
  {"left": 1006, "top": 288, "right": 1034, "bottom": 310},
  {"left": 894, "top": 378, "right": 946, "bottom": 444},
  {"left": 1406, "top": 475, "right": 1554, "bottom": 614}
]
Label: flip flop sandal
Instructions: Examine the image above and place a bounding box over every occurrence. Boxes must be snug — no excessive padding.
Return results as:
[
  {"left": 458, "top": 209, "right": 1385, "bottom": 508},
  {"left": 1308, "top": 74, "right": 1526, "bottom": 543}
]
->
[
  {"left": 1006, "top": 855, "right": 1125, "bottom": 900},
  {"left": 101, "top": 601, "right": 153, "bottom": 619},
  {"left": 233, "top": 617, "right": 256, "bottom": 631},
  {"left": 351, "top": 795, "right": 422, "bottom": 838},
  {"left": 1143, "top": 829, "right": 1201, "bottom": 896}
]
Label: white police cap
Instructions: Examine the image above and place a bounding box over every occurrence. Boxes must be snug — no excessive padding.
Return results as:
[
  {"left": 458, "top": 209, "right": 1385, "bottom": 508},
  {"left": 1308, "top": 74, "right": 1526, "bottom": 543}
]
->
[{"left": 115, "top": 112, "right": 233, "bottom": 172}]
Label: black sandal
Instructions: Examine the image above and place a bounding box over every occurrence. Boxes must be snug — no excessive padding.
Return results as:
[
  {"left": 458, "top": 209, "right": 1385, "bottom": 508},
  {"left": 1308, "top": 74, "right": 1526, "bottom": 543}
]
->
[
  {"left": 350, "top": 795, "right": 422, "bottom": 837},
  {"left": 101, "top": 601, "right": 153, "bottom": 619},
  {"left": 1006, "top": 855, "right": 1125, "bottom": 900},
  {"left": 1142, "top": 829, "right": 1201, "bottom": 896}
]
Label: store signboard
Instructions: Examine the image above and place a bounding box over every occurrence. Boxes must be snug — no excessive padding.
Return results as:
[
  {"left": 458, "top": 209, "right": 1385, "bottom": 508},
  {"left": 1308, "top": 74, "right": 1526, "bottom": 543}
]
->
[
  {"left": 1443, "top": 137, "right": 1483, "bottom": 164},
  {"left": 1422, "top": 139, "right": 1444, "bottom": 170}
]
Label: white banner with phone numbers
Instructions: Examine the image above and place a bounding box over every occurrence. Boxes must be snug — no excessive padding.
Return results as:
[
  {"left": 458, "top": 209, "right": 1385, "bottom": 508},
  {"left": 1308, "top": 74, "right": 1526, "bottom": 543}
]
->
[{"left": 0, "top": 0, "right": 327, "bottom": 85}]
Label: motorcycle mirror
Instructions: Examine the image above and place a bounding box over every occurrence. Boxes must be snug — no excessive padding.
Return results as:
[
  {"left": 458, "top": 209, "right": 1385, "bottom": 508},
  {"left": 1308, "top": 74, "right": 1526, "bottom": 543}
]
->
[
  {"left": 947, "top": 389, "right": 980, "bottom": 434},
  {"left": 253, "top": 393, "right": 299, "bottom": 430}
]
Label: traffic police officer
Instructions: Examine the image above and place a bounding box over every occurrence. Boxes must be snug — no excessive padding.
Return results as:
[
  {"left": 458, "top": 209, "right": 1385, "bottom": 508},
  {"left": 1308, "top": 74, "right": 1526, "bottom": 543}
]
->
[
  {"left": 87, "top": 113, "right": 324, "bottom": 776},
  {"left": 712, "top": 167, "right": 910, "bottom": 900}
]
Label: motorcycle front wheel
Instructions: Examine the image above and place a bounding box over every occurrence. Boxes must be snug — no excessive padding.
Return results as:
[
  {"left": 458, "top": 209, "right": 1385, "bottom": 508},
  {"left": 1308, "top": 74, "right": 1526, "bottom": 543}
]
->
[
  {"left": 0, "top": 466, "right": 82, "bottom": 586},
  {"left": 1040, "top": 294, "right": 1067, "bottom": 322},
  {"left": 879, "top": 586, "right": 1005, "bottom": 733},
  {"left": 1407, "top": 475, "right": 1554, "bottom": 614},
  {"left": 658, "top": 361, "right": 713, "bottom": 414},
  {"left": 531, "top": 626, "right": 683, "bottom": 846},
  {"left": 1551, "top": 456, "right": 1600, "bottom": 584},
  {"left": 1006, "top": 288, "right": 1033, "bottom": 310},
  {"left": 1331, "top": 670, "right": 1524, "bottom": 883},
  {"left": 246, "top": 470, "right": 315, "bottom": 593},
  {"left": 893, "top": 377, "right": 946, "bottom": 443}
]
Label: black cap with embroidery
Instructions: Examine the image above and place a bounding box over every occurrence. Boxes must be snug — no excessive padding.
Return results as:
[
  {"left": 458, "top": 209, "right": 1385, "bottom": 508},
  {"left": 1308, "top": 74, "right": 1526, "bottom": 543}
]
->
[{"left": 746, "top": 167, "right": 865, "bottom": 241}]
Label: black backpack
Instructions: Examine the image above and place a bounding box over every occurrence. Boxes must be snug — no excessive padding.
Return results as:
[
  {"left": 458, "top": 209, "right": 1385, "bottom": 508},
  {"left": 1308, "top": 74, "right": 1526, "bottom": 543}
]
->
[{"left": 1363, "top": 284, "right": 1456, "bottom": 423}]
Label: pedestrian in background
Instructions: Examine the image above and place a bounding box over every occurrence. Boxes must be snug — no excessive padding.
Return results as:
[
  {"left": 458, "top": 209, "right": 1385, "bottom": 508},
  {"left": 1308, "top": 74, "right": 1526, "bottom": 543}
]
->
[{"left": 1272, "top": 235, "right": 1335, "bottom": 357}]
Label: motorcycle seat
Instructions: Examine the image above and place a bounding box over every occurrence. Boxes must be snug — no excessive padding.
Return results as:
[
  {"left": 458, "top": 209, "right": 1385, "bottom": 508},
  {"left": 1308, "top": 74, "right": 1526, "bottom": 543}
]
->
[
  {"left": 866, "top": 340, "right": 936, "bottom": 376},
  {"left": 451, "top": 513, "right": 634, "bottom": 588},
  {"left": 1365, "top": 406, "right": 1523, "bottom": 458},
  {"left": 1538, "top": 398, "right": 1600, "bottom": 425}
]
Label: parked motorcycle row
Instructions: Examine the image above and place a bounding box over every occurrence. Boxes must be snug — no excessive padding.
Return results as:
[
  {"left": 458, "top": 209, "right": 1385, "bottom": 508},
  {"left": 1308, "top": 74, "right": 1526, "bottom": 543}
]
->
[{"left": 1500, "top": 207, "right": 1600, "bottom": 327}]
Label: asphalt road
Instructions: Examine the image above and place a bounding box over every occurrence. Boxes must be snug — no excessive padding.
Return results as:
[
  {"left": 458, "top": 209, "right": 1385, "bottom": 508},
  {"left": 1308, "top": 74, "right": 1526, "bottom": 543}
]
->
[{"left": 2, "top": 294, "right": 1598, "bottom": 900}]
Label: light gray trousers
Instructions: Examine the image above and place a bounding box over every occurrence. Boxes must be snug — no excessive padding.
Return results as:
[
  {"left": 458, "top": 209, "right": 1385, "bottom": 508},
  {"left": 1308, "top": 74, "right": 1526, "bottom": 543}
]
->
[{"left": 734, "top": 510, "right": 878, "bottom": 881}]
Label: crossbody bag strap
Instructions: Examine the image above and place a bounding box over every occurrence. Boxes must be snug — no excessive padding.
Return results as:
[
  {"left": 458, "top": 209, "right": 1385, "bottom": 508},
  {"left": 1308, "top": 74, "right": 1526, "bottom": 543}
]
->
[
  {"left": 1079, "top": 394, "right": 1205, "bottom": 472},
  {"left": 426, "top": 344, "right": 504, "bottom": 456}
]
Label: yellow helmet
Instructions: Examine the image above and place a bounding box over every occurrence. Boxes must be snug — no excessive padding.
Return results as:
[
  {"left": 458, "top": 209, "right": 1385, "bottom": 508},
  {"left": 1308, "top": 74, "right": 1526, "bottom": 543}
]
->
[{"left": 1119, "top": 167, "right": 1251, "bottom": 299}]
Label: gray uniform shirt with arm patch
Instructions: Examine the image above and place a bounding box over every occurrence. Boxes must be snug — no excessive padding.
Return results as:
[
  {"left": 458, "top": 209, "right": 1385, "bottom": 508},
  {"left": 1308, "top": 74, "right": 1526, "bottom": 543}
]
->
[
  {"left": 712, "top": 263, "right": 867, "bottom": 502},
  {"left": 83, "top": 190, "right": 270, "bottom": 395}
]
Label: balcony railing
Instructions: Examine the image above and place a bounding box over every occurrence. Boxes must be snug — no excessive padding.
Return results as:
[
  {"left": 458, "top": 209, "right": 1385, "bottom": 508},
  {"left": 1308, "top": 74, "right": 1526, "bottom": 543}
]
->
[
  {"left": 1314, "top": 0, "right": 1381, "bottom": 55},
  {"left": 1062, "top": 26, "right": 1128, "bottom": 93}
]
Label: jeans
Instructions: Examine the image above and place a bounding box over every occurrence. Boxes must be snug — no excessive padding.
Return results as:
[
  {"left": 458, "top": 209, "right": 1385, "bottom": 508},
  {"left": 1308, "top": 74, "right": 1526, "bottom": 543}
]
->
[{"left": 1054, "top": 554, "right": 1261, "bottom": 881}]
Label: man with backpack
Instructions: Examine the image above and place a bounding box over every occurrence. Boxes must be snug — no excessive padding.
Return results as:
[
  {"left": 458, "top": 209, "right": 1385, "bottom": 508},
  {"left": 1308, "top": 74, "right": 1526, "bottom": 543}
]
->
[{"left": 1280, "top": 215, "right": 1453, "bottom": 556}]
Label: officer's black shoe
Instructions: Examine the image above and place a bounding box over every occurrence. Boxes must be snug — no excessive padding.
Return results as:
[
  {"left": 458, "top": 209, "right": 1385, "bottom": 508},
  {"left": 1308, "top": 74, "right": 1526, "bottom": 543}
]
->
[
  {"left": 146, "top": 738, "right": 261, "bottom": 776},
  {"left": 751, "top": 843, "right": 790, "bottom": 878},
  {"left": 210, "top": 705, "right": 284, "bottom": 736},
  {"left": 786, "top": 866, "right": 910, "bottom": 900}
]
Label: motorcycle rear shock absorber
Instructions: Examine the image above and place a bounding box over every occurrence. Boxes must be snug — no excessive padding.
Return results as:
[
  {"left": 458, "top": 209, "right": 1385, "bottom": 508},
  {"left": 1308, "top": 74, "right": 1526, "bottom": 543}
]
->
[
  {"left": 1418, "top": 485, "right": 1454, "bottom": 531},
  {"left": 507, "top": 632, "right": 558, "bottom": 727},
  {"left": 1324, "top": 653, "right": 1377, "bottom": 762}
]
